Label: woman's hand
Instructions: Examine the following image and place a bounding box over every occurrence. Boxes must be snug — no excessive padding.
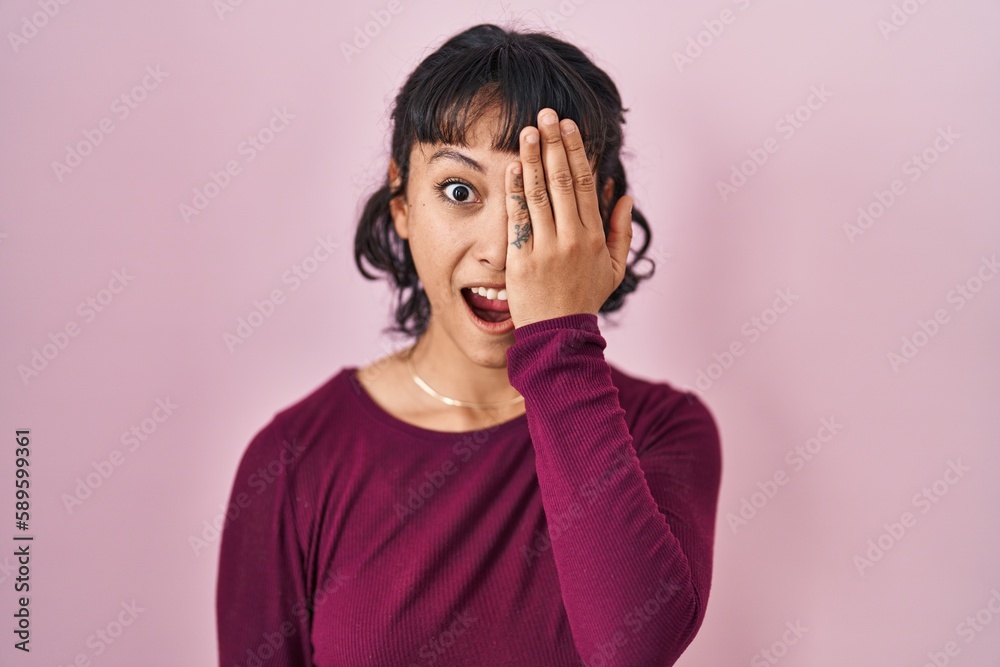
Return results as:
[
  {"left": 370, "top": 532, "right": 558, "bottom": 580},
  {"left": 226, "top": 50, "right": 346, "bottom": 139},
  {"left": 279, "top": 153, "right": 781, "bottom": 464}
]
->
[{"left": 505, "top": 107, "right": 634, "bottom": 329}]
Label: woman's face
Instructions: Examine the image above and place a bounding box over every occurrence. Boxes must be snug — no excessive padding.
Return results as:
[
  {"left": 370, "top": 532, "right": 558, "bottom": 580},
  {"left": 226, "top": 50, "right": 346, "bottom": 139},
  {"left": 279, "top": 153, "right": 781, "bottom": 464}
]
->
[{"left": 388, "top": 105, "right": 611, "bottom": 366}]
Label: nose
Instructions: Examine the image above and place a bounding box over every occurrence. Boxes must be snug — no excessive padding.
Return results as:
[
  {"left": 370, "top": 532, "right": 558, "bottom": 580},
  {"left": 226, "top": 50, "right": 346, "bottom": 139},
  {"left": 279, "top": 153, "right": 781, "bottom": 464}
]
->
[{"left": 472, "top": 201, "right": 510, "bottom": 271}]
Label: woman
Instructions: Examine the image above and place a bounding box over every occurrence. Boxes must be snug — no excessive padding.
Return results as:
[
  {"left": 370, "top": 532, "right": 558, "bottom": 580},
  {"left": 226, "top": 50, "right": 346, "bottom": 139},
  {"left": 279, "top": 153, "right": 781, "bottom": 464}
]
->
[{"left": 217, "top": 23, "right": 722, "bottom": 667}]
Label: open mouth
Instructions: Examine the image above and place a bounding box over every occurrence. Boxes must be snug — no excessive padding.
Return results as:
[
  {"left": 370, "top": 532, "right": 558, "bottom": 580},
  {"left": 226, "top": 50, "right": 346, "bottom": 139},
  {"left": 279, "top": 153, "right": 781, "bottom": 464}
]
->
[{"left": 461, "top": 287, "right": 511, "bottom": 324}]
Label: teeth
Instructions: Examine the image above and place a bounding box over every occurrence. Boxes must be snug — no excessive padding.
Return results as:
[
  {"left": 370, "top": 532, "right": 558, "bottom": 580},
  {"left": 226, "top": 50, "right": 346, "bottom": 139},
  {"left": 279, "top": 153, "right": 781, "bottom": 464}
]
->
[{"left": 470, "top": 286, "right": 507, "bottom": 301}]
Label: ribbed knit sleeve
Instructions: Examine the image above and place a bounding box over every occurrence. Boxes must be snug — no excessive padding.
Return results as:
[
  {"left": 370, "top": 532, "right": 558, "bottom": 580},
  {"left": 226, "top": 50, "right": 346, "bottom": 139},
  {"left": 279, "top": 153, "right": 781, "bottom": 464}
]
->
[
  {"left": 216, "top": 418, "right": 314, "bottom": 667},
  {"left": 506, "top": 313, "right": 722, "bottom": 667}
]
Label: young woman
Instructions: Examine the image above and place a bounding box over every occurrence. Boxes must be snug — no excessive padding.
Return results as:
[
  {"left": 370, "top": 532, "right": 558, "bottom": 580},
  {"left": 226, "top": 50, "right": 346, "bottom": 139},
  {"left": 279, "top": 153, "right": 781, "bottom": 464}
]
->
[{"left": 217, "top": 23, "right": 722, "bottom": 667}]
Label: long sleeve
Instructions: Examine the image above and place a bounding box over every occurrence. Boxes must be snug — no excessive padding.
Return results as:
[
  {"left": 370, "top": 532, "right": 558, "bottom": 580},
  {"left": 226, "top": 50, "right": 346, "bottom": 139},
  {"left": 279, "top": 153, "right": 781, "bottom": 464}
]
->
[
  {"left": 506, "top": 313, "right": 722, "bottom": 667},
  {"left": 216, "top": 417, "right": 314, "bottom": 666}
]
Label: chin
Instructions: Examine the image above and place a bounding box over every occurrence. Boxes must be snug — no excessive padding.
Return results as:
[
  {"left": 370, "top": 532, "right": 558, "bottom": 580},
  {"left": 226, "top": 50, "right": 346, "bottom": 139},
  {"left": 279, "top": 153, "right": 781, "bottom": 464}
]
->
[{"left": 465, "top": 339, "right": 511, "bottom": 367}]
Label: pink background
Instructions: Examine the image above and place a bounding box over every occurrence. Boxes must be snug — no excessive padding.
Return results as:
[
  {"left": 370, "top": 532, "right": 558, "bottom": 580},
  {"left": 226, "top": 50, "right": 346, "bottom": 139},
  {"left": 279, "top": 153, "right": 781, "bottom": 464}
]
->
[{"left": 2, "top": 1, "right": 999, "bottom": 665}]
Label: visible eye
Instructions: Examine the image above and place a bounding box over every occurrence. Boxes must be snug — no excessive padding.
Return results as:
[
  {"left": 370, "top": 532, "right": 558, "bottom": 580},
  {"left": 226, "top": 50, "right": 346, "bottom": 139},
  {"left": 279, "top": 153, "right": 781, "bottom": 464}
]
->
[{"left": 434, "top": 178, "right": 480, "bottom": 207}]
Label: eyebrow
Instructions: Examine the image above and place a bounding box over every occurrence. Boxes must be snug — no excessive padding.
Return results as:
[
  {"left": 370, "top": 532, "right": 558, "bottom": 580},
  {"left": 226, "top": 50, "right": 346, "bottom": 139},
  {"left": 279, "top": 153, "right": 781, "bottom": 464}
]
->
[{"left": 427, "top": 148, "right": 486, "bottom": 174}]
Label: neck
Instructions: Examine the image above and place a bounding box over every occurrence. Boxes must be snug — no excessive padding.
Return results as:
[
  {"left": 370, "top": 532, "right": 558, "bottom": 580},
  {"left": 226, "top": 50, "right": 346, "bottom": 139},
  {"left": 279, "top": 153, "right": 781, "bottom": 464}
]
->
[{"left": 408, "top": 317, "right": 522, "bottom": 409}]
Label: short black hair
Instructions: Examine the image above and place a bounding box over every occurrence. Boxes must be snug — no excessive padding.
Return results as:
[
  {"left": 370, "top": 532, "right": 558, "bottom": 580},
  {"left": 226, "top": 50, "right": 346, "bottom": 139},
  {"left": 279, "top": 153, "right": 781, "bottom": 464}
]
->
[{"left": 353, "top": 22, "right": 655, "bottom": 339}]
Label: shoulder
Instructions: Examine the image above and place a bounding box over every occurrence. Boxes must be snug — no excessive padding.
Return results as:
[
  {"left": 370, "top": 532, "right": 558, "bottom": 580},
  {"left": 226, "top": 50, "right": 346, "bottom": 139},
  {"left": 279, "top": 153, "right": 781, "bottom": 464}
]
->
[
  {"left": 609, "top": 363, "right": 721, "bottom": 459},
  {"left": 273, "top": 367, "right": 358, "bottom": 431},
  {"left": 236, "top": 367, "right": 361, "bottom": 475}
]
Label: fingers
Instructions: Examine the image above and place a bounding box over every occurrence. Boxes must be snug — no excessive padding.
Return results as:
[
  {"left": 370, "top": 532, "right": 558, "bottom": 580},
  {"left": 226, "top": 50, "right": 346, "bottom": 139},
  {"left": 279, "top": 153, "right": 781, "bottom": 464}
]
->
[
  {"left": 535, "top": 109, "right": 582, "bottom": 236},
  {"left": 606, "top": 194, "right": 635, "bottom": 287},
  {"left": 506, "top": 162, "right": 532, "bottom": 253},
  {"left": 557, "top": 117, "right": 601, "bottom": 232},
  {"left": 514, "top": 108, "right": 602, "bottom": 249},
  {"left": 517, "top": 124, "right": 553, "bottom": 246}
]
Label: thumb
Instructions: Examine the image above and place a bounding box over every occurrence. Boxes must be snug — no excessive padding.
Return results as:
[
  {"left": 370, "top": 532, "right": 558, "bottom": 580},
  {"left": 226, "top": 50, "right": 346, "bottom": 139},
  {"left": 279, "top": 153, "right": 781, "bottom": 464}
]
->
[{"left": 606, "top": 195, "right": 634, "bottom": 286}]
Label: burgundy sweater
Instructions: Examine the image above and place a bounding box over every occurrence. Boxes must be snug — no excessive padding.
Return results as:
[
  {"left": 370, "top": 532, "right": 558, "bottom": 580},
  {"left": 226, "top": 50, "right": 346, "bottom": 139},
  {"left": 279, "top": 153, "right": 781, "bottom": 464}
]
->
[{"left": 216, "top": 313, "right": 722, "bottom": 667}]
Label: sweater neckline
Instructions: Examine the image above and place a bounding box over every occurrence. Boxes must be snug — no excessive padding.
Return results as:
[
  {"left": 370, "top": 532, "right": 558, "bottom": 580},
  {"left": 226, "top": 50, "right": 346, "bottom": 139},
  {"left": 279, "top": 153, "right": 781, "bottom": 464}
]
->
[{"left": 343, "top": 367, "right": 529, "bottom": 441}]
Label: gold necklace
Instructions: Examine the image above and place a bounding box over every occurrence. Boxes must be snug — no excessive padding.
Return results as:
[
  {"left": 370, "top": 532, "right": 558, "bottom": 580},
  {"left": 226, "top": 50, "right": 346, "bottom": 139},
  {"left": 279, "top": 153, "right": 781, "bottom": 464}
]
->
[{"left": 406, "top": 346, "right": 524, "bottom": 409}]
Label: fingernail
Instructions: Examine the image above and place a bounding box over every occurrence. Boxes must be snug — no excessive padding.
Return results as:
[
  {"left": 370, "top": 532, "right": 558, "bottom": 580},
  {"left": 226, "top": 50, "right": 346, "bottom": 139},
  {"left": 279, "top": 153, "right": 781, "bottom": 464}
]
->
[{"left": 542, "top": 112, "right": 557, "bottom": 125}]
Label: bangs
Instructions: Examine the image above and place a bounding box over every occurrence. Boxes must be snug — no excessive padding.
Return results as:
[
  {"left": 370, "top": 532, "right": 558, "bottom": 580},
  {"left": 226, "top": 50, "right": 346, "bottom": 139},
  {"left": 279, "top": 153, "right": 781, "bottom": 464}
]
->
[{"left": 396, "top": 38, "right": 611, "bottom": 161}]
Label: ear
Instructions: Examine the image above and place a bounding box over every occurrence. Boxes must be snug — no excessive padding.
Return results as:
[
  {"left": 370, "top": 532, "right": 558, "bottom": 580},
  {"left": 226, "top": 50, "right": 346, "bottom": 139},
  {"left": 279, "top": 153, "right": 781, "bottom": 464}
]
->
[{"left": 388, "top": 158, "right": 410, "bottom": 240}]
